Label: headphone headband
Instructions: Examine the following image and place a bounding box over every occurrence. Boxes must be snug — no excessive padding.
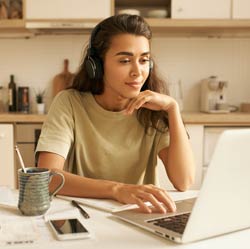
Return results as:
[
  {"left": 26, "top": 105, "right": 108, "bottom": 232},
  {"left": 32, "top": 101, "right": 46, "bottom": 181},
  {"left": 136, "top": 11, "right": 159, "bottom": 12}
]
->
[
  {"left": 85, "top": 24, "right": 103, "bottom": 80},
  {"left": 87, "top": 24, "right": 101, "bottom": 56}
]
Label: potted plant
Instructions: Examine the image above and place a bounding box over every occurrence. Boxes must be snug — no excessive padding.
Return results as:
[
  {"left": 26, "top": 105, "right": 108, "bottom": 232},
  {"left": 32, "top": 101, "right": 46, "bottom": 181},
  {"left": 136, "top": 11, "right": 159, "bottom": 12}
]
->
[{"left": 35, "top": 89, "right": 46, "bottom": 114}]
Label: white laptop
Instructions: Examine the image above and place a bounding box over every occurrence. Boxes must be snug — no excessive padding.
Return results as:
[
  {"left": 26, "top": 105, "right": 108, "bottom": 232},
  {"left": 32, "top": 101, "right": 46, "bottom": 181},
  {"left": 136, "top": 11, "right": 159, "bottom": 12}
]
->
[{"left": 112, "top": 129, "right": 250, "bottom": 243}]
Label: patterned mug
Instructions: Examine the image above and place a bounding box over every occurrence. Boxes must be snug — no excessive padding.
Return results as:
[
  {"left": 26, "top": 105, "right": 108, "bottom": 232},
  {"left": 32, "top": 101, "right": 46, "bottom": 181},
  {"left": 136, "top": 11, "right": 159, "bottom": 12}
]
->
[{"left": 18, "top": 167, "right": 65, "bottom": 216}]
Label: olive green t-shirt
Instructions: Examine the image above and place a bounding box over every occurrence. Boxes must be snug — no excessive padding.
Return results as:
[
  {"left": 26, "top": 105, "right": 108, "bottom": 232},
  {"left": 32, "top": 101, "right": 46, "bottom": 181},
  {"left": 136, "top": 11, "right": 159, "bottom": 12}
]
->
[{"left": 36, "top": 89, "right": 169, "bottom": 185}]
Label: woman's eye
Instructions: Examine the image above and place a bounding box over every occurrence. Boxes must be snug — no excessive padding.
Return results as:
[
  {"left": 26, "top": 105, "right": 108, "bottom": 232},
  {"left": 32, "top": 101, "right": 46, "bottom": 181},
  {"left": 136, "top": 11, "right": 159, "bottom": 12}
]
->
[
  {"left": 120, "top": 59, "right": 130, "bottom": 64},
  {"left": 141, "top": 58, "right": 150, "bottom": 64}
]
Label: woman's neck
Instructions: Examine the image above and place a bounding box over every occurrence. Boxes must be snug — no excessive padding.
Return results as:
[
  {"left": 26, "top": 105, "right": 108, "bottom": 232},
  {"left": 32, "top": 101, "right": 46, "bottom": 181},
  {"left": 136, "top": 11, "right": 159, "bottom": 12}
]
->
[{"left": 93, "top": 94, "right": 129, "bottom": 112}]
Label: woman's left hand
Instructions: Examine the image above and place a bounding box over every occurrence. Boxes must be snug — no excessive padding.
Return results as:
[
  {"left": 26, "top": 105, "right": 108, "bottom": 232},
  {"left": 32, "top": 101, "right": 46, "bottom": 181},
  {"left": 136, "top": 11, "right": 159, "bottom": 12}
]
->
[{"left": 125, "top": 90, "right": 176, "bottom": 114}]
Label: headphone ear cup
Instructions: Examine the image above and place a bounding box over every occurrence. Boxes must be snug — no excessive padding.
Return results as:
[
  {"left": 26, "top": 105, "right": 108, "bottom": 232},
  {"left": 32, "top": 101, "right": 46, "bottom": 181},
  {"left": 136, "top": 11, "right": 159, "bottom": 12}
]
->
[
  {"left": 85, "top": 55, "right": 103, "bottom": 80},
  {"left": 149, "top": 59, "right": 154, "bottom": 71}
]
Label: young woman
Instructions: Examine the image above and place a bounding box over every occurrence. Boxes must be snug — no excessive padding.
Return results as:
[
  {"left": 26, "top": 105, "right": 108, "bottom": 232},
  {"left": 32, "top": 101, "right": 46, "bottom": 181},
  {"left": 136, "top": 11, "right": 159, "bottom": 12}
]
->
[{"left": 36, "top": 14, "right": 195, "bottom": 214}]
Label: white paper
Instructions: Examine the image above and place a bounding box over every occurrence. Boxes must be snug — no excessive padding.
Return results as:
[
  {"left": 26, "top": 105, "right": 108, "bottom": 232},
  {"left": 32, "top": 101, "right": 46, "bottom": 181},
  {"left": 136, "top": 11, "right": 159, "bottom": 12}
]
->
[
  {"left": 0, "top": 218, "right": 39, "bottom": 246},
  {"left": 56, "top": 195, "right": 137, "bottom": 213}
]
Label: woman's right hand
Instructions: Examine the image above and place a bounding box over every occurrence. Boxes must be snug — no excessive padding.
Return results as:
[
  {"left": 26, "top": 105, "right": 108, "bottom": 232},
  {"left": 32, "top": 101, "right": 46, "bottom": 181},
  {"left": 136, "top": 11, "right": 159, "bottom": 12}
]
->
[{"left": 113, "top": 183, "right": 176, "bottom": 213}]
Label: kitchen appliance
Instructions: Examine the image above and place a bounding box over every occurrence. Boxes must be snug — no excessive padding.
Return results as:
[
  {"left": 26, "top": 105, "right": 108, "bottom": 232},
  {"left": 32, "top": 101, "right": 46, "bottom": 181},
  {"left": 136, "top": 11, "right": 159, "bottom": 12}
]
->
[{"left": 200, "top": 76, "right": 229, "bottom": 113}]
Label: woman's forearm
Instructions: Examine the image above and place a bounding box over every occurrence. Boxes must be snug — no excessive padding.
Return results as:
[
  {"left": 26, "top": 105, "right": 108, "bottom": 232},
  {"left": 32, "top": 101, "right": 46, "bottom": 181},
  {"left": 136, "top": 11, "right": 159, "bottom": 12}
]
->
[
  {"left": 48, "top": 168, "right": 120, "bottom": 199},
  {"left": 37, "top": 152, "right": 120, "bottom": 199},
  {"left": 38, "top": 152, "right": 176, "bottom": 213},
  {"left": 163, "top": 102, "right": 195, "bottom": 191}
]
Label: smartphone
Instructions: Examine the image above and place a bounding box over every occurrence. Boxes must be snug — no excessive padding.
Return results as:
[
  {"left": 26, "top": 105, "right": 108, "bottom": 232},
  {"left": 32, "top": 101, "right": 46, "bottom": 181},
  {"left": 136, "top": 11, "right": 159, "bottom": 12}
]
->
[{"left": 48, "top": 218, "right": 91, "bottom": 240}]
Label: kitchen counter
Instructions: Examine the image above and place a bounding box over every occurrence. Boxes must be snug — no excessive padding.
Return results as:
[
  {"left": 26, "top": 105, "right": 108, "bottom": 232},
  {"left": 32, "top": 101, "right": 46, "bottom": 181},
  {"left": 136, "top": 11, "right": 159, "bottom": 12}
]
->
[
  {"left": 1, "top": 112, "right": 250, "bottom": 125},
  {"left": 0, "top": 113, "right": 46, "bottom": 123},
  {"left": 182, "top": 112, "right": 250, "bottom": 126}
]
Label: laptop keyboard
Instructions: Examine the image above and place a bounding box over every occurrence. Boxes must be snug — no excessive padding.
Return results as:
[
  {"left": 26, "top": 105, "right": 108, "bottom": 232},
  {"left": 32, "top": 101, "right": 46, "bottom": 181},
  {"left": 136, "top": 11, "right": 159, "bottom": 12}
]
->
[{"left": 147, "top": 213, "right": 191, "bottom": 234}]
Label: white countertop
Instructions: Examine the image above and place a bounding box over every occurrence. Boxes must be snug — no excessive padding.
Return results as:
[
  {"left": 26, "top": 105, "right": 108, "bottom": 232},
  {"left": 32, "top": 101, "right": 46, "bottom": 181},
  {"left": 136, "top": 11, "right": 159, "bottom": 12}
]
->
[{"left": 0, "top": 189, "right": 249, "bottom": 249}]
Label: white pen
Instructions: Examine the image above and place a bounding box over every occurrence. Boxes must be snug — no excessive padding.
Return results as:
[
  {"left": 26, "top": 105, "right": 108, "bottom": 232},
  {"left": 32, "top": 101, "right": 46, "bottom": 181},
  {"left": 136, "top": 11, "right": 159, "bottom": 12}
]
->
[{"left": 14, "top": 145, "right": 27, "bottom": 173}]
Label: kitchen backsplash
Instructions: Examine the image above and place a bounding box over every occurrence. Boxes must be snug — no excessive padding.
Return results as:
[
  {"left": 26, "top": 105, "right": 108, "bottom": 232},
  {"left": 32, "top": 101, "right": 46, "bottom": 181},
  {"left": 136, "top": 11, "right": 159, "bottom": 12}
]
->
[{"left": 1, "top": 34, "right": 250, "bottom": 113}]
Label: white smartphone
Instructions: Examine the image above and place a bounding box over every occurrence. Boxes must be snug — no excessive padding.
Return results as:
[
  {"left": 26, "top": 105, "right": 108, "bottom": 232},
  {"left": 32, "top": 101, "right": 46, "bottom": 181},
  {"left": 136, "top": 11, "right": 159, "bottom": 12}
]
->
[{"left": 48, "top": 218, "right": 91, "bottom": 240}]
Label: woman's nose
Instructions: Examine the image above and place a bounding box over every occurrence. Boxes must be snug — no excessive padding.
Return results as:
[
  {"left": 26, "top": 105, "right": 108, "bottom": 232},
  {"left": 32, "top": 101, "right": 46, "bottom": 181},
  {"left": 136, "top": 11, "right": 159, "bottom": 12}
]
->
[{"left": 130, "top": 62, "right": 142, "bottom": 77}]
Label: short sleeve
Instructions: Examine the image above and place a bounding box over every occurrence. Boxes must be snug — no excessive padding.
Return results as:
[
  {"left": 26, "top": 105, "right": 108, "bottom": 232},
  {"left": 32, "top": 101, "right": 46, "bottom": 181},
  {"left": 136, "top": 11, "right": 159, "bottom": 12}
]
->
[
  {"left": 157, "top": 130, "right": 170, "bottom": 154},
  {"left": 35, "top": 91, "right": 74, "bottom": 159}
]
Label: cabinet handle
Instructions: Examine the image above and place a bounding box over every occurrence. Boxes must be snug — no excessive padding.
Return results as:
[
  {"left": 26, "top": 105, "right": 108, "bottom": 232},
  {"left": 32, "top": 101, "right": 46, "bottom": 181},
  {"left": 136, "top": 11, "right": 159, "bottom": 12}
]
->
[{"left": 0, "top": 133, "right": 5, "bottom": 139}]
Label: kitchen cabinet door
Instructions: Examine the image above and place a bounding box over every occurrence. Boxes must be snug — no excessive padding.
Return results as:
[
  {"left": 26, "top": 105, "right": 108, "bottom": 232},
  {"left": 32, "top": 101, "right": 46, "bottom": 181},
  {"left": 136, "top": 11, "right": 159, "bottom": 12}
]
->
[
  {"left": 0, "top": 124, "right": 15, "bottom": 188},
  {"left": 172, "top": 0, "right": 231, "bottom": 19},
  {"left": 25, "top": 0, "right": 112, "bottom": 19},
  {"left": 232, "top": 0, "right": 250, "bottom": 19},
  {"left": 16, "top": 123, "right": 43, "bottom": 168},
  {"left": 158, "top": 124, "right": 204, "bottom": 190}
]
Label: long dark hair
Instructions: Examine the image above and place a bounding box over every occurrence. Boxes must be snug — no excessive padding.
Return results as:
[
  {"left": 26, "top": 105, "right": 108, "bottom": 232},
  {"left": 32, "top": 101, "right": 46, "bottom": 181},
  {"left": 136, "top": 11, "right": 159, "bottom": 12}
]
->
[{"left": 71, "top": 14, "right": 169, "bottom": 133}]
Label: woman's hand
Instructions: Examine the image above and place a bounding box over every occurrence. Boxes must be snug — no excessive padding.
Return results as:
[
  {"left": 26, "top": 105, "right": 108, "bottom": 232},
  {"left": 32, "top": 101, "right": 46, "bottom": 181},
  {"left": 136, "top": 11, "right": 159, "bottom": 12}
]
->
[
  {"left": 125, "top": 90, "right": 177, "bottom": 114},
  {"left": 113, "top": 183, "right": 176, "bottom": 213}
]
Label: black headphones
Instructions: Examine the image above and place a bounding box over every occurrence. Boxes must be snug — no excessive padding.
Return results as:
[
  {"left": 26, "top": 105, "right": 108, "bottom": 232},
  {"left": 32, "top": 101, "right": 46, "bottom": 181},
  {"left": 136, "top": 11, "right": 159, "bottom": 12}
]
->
[
  {"left": 85, "top": 24, "right": 103, "bottom": 80},
  {"left": 85, "top": 24, "right": 154, "bottom": 80}
]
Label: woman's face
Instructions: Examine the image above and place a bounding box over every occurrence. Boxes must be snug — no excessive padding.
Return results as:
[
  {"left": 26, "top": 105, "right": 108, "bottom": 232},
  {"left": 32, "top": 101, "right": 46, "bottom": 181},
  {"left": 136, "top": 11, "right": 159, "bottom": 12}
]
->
[{"left": 103, "top": 34, "right": 151, "bottom": 100}]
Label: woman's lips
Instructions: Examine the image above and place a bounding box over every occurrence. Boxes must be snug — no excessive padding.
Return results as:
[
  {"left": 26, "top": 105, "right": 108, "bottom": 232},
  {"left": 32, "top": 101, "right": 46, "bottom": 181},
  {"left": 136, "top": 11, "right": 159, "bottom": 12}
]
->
[{"left": 125, "top": 82, "right": 142, "bottom": 89}]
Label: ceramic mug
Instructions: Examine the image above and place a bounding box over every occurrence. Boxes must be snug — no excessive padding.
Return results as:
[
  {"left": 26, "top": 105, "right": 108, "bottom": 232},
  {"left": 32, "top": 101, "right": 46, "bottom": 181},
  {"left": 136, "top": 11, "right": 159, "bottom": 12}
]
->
[
  {"left": 215, "top": 102, "right": 229, "bottom": 111},
  {"left": 18, "top": 167, "right": 65, "bottom": 216}
]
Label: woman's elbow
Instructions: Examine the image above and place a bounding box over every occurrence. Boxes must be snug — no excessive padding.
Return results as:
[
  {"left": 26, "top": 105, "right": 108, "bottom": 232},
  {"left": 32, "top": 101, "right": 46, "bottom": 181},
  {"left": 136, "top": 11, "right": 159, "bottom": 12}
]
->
[{"left": 173, "top": 175, "right": 195, "bottom": 192}]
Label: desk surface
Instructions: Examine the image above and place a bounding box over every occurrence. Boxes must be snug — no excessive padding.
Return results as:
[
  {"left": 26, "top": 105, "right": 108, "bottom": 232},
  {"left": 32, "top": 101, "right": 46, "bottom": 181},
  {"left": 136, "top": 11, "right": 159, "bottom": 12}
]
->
[{"left": 0, "top": 193, "right": 250, "bottom": 249}]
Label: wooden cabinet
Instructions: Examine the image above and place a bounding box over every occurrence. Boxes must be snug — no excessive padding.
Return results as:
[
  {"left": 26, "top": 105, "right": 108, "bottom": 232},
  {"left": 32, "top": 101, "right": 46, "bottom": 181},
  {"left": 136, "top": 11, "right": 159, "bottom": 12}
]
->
[
  {"left": 0, "top": 0, "right": 114, "bottom": 36},
  {"left": 25, "top": 0, "right": 113, "bottom": 20},
  {"left": 232, "top": 0, "right": 250, "bottom": 19},
  {"left": 16, "top": 123, "right": 43, "bottom": 169},
  {"left": 0, "top": 124, "right": 15, "bottom": 188},
  {"left": 1, "top": 0, "right": 250, "bottom": 36},
  {"left": 171, "top": 0, "right": 231, "bottom": 19},
  {"left": 114, "top": 0, "right": 250, "bottom": 36}
]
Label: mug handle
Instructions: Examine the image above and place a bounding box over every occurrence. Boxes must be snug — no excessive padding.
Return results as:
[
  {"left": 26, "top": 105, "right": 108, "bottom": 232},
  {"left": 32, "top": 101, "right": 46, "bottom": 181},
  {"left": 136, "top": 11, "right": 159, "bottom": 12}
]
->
[{"left": 49, "top": 171, "right": 65, "bottom": 200}]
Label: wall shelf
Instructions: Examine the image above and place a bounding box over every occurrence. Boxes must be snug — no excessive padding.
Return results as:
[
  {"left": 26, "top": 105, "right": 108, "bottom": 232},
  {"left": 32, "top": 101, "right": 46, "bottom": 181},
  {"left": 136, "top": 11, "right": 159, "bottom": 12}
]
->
[
  {"left": 0, "top": 19, "right": 25, "bottom": 28},
  {"left": 0, "top": 20, "right": 33, "bottom": 38}
]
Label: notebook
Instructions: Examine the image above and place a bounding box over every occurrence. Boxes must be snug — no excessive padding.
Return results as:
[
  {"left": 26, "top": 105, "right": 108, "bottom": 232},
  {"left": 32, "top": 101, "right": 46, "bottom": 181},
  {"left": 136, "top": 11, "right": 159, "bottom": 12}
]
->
[{"left": 112, "top": 129, "right": 250, "bottom": 243}]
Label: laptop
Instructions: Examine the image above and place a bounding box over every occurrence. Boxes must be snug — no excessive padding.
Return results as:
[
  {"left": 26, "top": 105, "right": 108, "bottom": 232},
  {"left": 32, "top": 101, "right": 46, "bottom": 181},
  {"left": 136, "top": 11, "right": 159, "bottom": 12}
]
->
[{"left": 112, "top": 129, "right": 250, "bottom": 243}]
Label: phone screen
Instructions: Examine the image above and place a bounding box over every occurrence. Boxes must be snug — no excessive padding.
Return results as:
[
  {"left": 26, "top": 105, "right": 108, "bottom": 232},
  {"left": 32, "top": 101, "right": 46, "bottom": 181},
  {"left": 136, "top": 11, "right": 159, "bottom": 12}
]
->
[{"left": 50, "top": 218, "right": 88, "bottom": 235}]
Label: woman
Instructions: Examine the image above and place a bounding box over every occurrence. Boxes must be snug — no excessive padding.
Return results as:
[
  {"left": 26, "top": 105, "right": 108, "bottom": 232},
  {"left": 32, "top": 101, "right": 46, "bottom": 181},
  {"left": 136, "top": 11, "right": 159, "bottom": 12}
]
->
[{"left": 36, "top": 14, "right": 195, "bottom": 214}]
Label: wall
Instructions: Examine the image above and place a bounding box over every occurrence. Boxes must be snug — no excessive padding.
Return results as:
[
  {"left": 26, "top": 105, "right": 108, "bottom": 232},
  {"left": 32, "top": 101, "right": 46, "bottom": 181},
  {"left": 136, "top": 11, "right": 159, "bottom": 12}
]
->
[{"left": 1, "top": 34, "right": 250, "bottom": 112}]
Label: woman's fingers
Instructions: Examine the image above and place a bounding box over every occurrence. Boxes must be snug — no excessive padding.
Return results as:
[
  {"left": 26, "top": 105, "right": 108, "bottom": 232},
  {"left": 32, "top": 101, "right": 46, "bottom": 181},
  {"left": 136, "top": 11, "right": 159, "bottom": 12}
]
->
[
  {"left": 125, "top": 90, "right": 173, "bottom": 114},
  {"left": 126, "top": 97, "right": 150, "bottom": 114},
  {"left": 125, "top": 91, "right": 152, "bottom": 114},
  {"left": 137, "top": 192, "right": 167, "bottom": 213},
  {"left": 133, "top": 196, "right": 152, "bottom": 213},
  {"left": 142, "top": 185, "right": 176, "bottom": 213},
  {"left": 118, "top": 184, "right": 176, "bottom": 214},
  {"left": 149, "top": 188, "right": 176, "bottom": 212}
]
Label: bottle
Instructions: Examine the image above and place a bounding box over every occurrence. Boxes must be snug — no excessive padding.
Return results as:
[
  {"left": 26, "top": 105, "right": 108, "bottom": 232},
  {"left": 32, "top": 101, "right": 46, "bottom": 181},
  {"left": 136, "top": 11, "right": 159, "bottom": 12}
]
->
[{"left": 8, "top": 74, "right": 17, "bottom": 112}]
